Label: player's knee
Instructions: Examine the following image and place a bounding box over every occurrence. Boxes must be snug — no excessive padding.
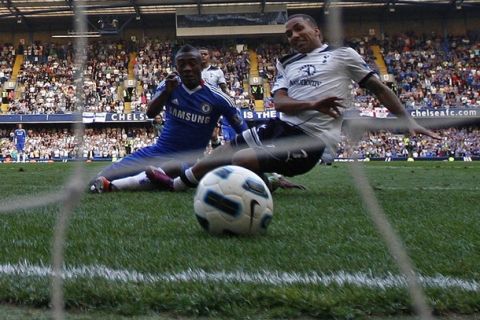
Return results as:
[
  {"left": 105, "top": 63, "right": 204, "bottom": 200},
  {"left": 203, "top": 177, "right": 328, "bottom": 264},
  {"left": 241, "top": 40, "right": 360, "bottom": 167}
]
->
[{"left": 232, "top": 149, "right": 260, "bottom": 172}]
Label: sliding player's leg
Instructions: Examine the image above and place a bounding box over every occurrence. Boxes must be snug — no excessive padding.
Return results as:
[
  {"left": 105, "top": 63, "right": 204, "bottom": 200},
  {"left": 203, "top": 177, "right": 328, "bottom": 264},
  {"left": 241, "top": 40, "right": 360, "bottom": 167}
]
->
[
  {"left": 147, "top": 141, "right": 237, "bottom": 191},
  {"left": 111, "top": 158, "right": 187, "bottom": 192},
  {"left": 147, "top": 119, "right": 319, "bottom": 192},
  {"left": 89, "top": 145, "right": 179, "bottom": 193}
]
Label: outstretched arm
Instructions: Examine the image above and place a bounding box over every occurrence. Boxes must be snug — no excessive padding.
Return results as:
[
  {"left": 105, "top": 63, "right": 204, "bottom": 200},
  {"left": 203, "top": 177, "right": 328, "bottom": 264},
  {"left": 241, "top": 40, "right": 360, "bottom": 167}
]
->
[
  {"left": 273, "top": 89, "right": 343, "bottom": 119},
  {"left": 363, "top": 76, "right": 441, "bottom": 139},
  {"left": 219, "top": 83, "right": 228, "bottom": 94}
]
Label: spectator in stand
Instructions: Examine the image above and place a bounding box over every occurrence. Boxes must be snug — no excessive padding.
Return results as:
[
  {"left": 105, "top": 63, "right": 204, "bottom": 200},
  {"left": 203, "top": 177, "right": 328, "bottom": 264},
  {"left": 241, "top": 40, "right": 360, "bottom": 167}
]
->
[{"left": 152, "top": 113, "right": 164, "bottom": 139}]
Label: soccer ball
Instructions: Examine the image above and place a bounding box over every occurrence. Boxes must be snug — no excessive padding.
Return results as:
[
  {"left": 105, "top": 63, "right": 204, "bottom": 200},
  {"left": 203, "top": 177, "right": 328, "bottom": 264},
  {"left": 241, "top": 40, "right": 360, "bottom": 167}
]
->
[{"left": 193, "top": 165, "right": 274, "bottom": 236}]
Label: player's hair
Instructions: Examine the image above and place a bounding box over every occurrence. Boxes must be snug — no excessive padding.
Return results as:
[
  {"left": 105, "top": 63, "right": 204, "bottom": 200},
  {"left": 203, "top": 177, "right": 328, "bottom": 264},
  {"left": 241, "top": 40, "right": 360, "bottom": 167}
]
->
[
  {"left": 287, "top": 14, "right": 322, "bottom": 42},
  {"left": 287, "top": 14, "right": 318, "bottom": 28},
  {"left": 175, "top": 44, "right": 201, "bottom": 60},
  {"left": 198, "top": 46, "right": 212, "bottom": 61}
]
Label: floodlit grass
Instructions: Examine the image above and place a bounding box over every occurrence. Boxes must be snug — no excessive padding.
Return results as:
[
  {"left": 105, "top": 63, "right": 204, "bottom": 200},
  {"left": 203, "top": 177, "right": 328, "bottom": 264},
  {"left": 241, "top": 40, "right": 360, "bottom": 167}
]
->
[{"left": 0, "top": 162, "right": 479, "bottom": 319}]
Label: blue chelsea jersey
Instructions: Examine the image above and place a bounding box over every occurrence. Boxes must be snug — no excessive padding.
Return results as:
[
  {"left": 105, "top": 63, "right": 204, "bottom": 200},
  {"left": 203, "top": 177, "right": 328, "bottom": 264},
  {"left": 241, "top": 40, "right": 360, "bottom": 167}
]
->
[
  {"left": 152, "top": 80, "right": 246, "bottom": 155},
  {"left": 14, "top": 128, "right": 26, "bottom": 144}
]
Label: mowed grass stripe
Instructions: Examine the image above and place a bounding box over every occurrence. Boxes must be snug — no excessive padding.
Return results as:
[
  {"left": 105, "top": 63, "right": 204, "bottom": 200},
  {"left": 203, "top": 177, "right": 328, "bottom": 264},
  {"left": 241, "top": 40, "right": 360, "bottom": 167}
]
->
[{"left": 1, "top": 262, "right": 479, "bottom": 292}]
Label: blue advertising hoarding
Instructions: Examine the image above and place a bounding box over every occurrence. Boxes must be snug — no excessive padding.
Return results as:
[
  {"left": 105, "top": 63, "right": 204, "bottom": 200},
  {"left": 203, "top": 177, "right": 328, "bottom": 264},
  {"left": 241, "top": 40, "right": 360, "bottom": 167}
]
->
[{"left": 0, "top": 108, "right": 478, "bottom": 124}]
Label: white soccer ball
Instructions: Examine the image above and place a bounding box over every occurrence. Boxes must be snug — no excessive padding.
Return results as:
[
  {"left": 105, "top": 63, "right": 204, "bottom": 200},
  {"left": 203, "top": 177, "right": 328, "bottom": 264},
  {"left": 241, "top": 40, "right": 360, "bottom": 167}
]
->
[{"left": 193, "top": 165, "right": 274, "bottom": 236}]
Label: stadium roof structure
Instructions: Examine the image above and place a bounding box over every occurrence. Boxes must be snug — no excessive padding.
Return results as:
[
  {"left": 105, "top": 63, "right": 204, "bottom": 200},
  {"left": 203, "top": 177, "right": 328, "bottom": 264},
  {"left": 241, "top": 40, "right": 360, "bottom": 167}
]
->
[
  {"left": 0, "top": 0, "right": 479, "bottom": 32},
  {"left": 1, "top": 0, "right": 479, "bottom": 20}
]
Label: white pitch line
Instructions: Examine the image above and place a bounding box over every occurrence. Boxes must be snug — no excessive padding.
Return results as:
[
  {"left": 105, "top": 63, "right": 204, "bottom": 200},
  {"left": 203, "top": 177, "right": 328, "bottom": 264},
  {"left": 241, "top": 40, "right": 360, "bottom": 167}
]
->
[{"left": 0, "top": 262, "right": 478, "bottom": 292}]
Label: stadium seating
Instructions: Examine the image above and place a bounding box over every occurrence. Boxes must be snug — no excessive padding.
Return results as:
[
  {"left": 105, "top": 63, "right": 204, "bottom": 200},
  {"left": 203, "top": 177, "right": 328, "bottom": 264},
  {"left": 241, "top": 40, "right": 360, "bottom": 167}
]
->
[{"left": 0, "top": 34, "right": 478, "bottom": 162}]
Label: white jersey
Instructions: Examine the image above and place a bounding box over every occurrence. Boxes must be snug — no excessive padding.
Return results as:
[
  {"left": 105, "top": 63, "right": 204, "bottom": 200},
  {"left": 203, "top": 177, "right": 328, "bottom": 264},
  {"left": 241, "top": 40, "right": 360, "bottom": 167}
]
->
[
  {"left": 272, "top": 44, "right": 375, "bottom": 146},
  {"left": 201, "top": 65, "right": 226, "bottom": 88}
]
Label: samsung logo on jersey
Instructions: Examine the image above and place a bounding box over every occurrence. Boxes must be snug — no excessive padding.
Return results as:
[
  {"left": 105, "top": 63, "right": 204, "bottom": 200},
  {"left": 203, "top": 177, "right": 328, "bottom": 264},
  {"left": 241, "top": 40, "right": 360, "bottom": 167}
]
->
[
  {"left": 290, "top": 79, "right": 322, "bottom": 87},
  {"left": 169, "top": 106, "right": 211, "bottom": 124}
]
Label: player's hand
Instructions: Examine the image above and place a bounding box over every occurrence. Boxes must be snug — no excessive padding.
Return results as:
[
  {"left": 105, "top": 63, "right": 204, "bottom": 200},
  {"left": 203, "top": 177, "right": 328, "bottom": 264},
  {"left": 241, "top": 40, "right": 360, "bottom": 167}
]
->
[
  {"left": 314, "top": 97, "right": 343, "bottom": 119},
  {"left": 165, "top": 72, "right": 180, "bottom": 93},
  {"left": 409, "top": 123, "right": 442, "bottom": 140}
]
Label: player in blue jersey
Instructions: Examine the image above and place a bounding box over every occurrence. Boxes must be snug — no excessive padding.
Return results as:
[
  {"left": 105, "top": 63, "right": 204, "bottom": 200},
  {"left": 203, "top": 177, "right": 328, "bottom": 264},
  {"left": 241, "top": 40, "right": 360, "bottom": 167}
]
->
[
  {"left": 89, "top": 44, "right": 247, "bottom": 192},
  {"left": 14, "top": 123, "right": 27, "bottom": 163},
  {"left": 146, "top": 14, "right": 440, "bottom": 192}
]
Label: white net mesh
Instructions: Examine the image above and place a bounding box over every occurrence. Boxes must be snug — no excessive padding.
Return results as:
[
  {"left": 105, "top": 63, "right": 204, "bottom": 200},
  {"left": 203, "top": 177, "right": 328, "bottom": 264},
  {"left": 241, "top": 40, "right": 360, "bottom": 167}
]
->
[{"left": 2, "top": 1, "right": 479, "bottom": 319}]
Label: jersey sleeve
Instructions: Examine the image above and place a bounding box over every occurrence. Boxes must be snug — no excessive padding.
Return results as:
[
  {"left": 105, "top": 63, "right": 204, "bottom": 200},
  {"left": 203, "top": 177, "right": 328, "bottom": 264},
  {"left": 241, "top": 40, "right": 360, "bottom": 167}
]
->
[
  {"left": 217, "top": 93, "right": 247, "bottom": 133},
  {"left": 271, "top": 59, "right": 288, "bottom": 95},
  {"left": 217, "top": 70, "right": 227, "bottom": 85},
  {"left": 151, "top": 80, "right": 166, "bottom": 100},
  {"left": 341, "top": 47, "right": 377, "bottom": 85}
]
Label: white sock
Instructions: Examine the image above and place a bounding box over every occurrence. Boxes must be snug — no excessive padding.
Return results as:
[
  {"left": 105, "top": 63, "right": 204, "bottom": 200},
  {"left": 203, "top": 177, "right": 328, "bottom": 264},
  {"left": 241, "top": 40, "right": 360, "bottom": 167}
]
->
[
  {"left": 173, "top": 177, "right": 188, "bottom": 191},
  {"left": 173, "top": 168, "right": 198, "bottom": 191},
  {"left": 185, "top": 168, "right": 199, "bottom": 185},
  {"left": 112, "top": 171, "right": 155, "bottom": 191}
]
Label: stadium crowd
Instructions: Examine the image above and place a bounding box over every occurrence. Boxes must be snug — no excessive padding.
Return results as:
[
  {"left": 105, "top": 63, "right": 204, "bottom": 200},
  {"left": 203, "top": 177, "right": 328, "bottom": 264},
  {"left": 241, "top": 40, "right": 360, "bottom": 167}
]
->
[
  {"left": 354, "top": 32, "right": 480, "bottom": 112},
  {"left": 0, "top": 34, "right": 478, "bottom": 162},
  {"left": 338, "top": 127, "right": 479, "bottom": 160},
  {"left": 0, "top": 126, "right": 158, "bottom": 162},
  {"left": 384, "top": 33, "right": 479, "bottom": 108},
  {"left": 1, "top": 38, "right": 258, "bottom": 114},
  {"left": 0, "top": 33, "right": 478, "bottom": 114},
  {"left": 0, "top": 43, "right": 15, "bottom": 85},
  {"left": 1, "top": 126, "right": 478, "bottom": 162}
]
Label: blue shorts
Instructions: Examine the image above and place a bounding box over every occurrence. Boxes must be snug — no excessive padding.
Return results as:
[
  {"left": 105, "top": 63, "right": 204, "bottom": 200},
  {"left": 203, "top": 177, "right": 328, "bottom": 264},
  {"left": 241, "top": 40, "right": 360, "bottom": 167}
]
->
[
  {"left": 16, "top": 143, "right": 25, "bottom": 152},
  {"left": 97, "top": 145, "right": 199, "bottom": 181},
  {"left": 232, "top": 118, "right": 324, "bottom": 177}
]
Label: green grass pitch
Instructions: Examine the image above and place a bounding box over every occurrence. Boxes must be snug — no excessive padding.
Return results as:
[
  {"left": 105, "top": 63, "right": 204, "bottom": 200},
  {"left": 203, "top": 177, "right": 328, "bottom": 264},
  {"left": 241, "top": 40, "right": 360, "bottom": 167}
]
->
[{"left": 0, "top": 162, "right": 479, "bottom": 319}]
